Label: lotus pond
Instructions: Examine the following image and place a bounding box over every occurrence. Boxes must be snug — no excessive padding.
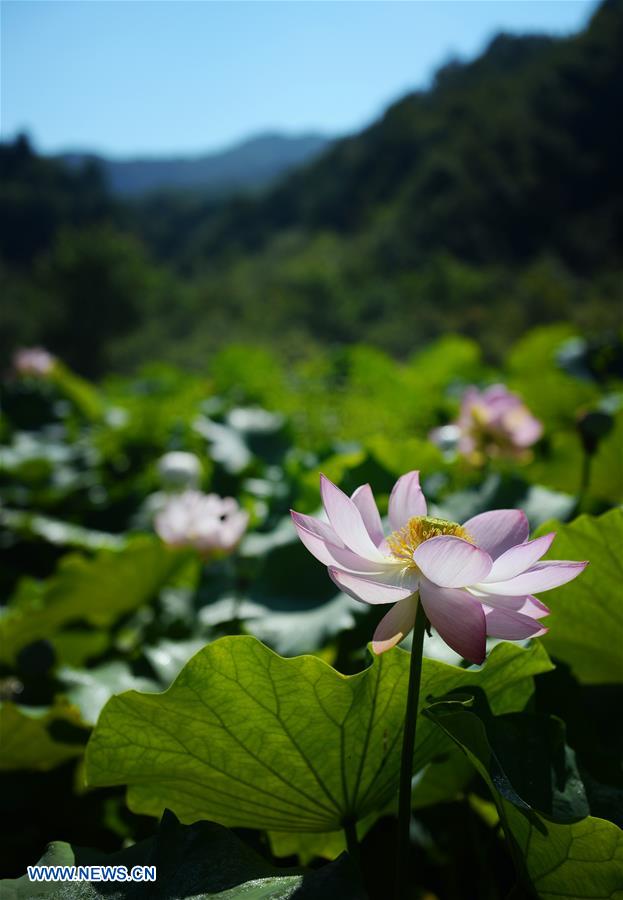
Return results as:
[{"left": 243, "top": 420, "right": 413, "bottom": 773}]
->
[{"left": 1, "top": 327, "right": 622, "bottom": 899}]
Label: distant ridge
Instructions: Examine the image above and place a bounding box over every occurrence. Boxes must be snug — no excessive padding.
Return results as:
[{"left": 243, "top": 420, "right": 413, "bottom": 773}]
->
[{"left": 58, "top": 132, "right": 332, "bottom": 197}]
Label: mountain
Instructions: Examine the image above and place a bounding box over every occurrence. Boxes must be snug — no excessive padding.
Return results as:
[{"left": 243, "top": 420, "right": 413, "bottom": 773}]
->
[
  {"left": 58, "top": 132, "right": 332, "bottom": 198},
  {"left": 188, "top": 0, "right": 622, "bottom": 274}
]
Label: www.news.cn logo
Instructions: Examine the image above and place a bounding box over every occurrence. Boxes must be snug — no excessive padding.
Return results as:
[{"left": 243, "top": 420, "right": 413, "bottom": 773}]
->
[{"left": 27, "top": 865, "right": 157, "bottom": 883}]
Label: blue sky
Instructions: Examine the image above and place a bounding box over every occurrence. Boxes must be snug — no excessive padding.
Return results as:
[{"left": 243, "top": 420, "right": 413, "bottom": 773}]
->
[{"left": 1, "top": 0, "right": 600, "bottom": 157}]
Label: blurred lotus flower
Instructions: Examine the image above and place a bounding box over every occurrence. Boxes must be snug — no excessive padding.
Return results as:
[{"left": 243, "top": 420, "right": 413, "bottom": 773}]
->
[
  {"left": 155, "top": 489, "right": 248, "bottom": 557},
  {"left": 431, "top": 384, "right": 542, "bottom": 464},
  {"left": 291, "top": 472, "right": 587, "bottom": 663},
  {"left": 13, "top": 347, "right": 56, "bottom": 377},
  {"left": 158, "top": 451, "right": 202, "bottom": 490}
]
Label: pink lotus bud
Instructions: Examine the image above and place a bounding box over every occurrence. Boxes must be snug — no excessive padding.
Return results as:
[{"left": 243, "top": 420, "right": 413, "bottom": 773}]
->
[{"left": 13, "top": 347, "right": 56, "bottom": 377}]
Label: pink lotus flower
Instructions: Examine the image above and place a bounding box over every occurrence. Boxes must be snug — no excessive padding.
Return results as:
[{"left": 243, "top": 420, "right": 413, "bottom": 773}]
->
[
  {"left": 431, "top": 384, "right": 542, "bottom": 464},
  {"left": 13, "top": 347, "right": 56, "bottom": 377},
  {"left": 155, "top": 490, "right": 248, "bottom": 558},
  {"left": 291, "top": 472, "right": 587, "bottom": 663}
]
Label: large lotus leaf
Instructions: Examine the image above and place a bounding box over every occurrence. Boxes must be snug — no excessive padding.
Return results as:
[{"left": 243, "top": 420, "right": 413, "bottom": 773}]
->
[
  {"left": 0, "top": 537, "right": 188, "bottom": 666},
  {"left": 506, "top": 813, "right": 623, "bottom": 900},
  {"left": 535, "top": 508, "right": 623, "bottom": 684},
  {"left": 85, "top": 636, "right": 551, "bottom": 833},
  {"left": 0, "top": 810, "right": 363, "bottom": 899},
  {"left": 0, "top": 700, "right": 89, "bottom": 771},
  {"left": 267, "top": 814, "right": 378, "bottom": 865},
  {"left": 268, "top": 830, "right": 349, "bottom": 865},
  {"left": 424, "top": 694, "right": 623, "bottom": 899}
]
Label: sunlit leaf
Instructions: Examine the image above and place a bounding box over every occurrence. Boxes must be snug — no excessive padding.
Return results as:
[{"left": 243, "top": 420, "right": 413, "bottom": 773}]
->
[
  {"left": 0, "top": 537, "right": 188, "bottom": 666},
  {"left": 267, "top": 815, "right": 378, "bottom": 865},
  {"left": 0, "top": 701, "right": 89, "bottom": 771},
  {"left": 85, "top": 636, "right": 551, "bottom": 832},
  {"left": 535, "top": 509, "right": 623, "bottom": 684}
]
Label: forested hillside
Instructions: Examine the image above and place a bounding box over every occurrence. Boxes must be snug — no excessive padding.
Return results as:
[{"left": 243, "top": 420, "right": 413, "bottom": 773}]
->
[
  {"left": 189, "top": 0, "right": 622, "bottom": 271},
  {"left": 1, "top": 0, "right": 621, "bottom": 375}
]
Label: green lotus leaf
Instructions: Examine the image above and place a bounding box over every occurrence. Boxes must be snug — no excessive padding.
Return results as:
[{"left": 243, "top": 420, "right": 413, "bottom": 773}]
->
[
  {"left": 424, "top": 692, "right": 623, "bottom": 898},
  {"left": 0, "top": 701, "right": 89, "bottom": 771},
  {"left": 85, "top": 636, "right": 551, "bottom": 833},
  {"left": 536, "top": 508, "right": 623, "bottom": 684},
  {"left": 0, "top": 537, "right": 188, "bottom": 666}
]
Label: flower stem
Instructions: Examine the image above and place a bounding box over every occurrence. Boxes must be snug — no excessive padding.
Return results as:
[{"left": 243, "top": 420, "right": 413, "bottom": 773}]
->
[
  {"left": 343, "top": 818, "right": 361, "bottom": 875},
  {"left": 394, "top": 598, "right": 428, "bottom": 899}
]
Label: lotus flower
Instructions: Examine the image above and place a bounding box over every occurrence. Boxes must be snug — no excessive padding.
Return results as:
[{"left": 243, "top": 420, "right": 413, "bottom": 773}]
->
[
  {"left": 155, "top": 489, "right": 248, "bottom": 557},
  {"left": 431, "top": 384, "right": 542, "bottom": 464},
  {"left": 13, "top": 347, "right": 56, "bottom": 377},
  {"left": 157, "top": 451, "right": 202, "bottom": 490},
  {"left": 291, "top": 472, "right": 587, "bottom": 662}
]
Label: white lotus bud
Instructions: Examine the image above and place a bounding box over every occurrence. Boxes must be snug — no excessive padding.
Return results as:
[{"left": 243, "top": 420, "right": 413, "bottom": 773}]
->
[{"left": 158, "top": 451, "right": 202, "bottom": 490}]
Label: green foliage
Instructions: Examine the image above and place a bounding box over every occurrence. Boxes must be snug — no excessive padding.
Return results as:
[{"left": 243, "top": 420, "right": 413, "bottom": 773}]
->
[
  {"left": 425, "top": 693, "right": 623, "bottom": 898},
  {"left": 535, "top": 509, "right": 623, "bottom": 684},
  {"left": 85, "top": 637, "right": 551, "bottom": 832},
  {"left": 0, "top": 700, "right": 89, "bottom": 771},
  {"left": 0, "top": 538, "right": 188, "bottom": 665},
  {"left": 0, "top": 135, "right": 116, "bottom": 267},
  {"left": 0, "top": 810, "right": 363, "bottom": 899}
]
